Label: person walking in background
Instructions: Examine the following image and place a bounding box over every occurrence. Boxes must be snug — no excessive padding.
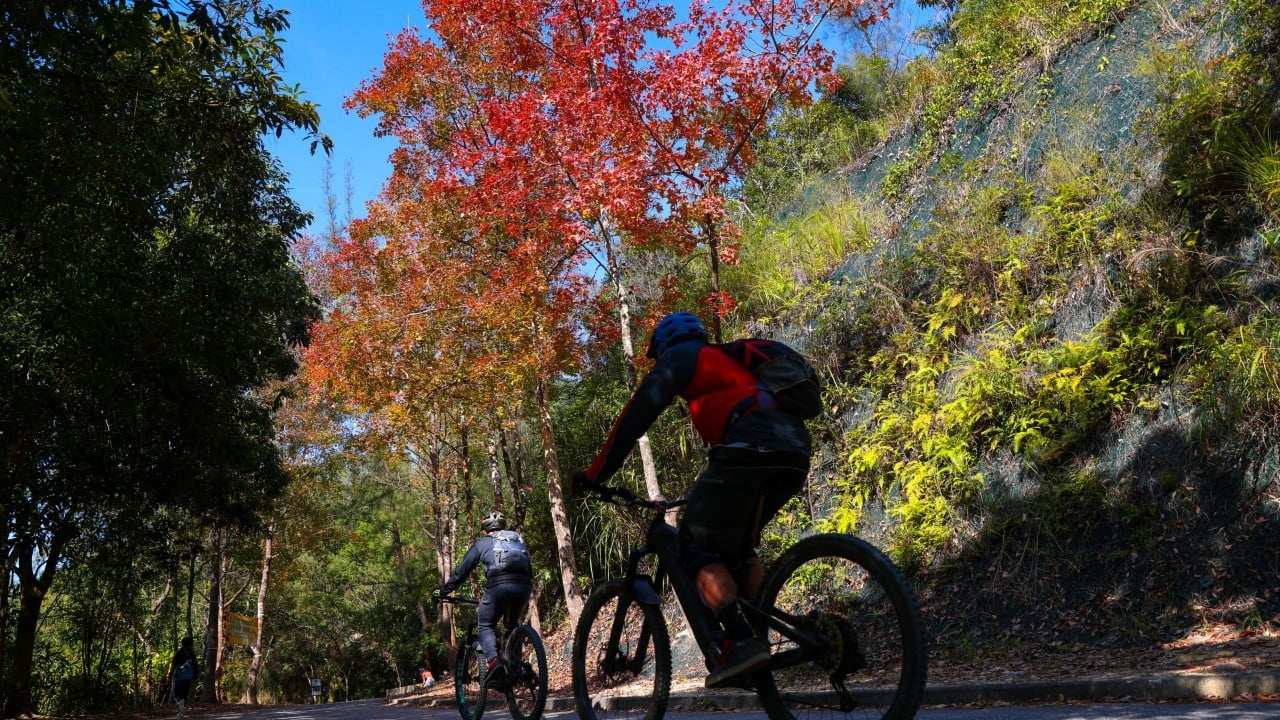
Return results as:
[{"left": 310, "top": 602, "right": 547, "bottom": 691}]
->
[
  {"left": 575, "top": 311, "right": 814, "bottom": 688},
  {"left": 434, "top": 512, "right": 533, "bottom": 685},
  {"left": 169, "top": 636, "right": 199, "bottom": 717}
]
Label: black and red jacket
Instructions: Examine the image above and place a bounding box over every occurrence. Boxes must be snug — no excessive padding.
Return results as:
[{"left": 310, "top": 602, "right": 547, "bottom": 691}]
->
[{"left": 582, "top": 338, "right": 812, "bottom": 486}]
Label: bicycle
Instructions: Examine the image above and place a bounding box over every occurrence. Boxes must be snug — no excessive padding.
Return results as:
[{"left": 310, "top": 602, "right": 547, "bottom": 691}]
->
[
  {"left": 437, "top": 594, "right": 548, "bottom": 720},
  {"left": 571, "top": 486, "right": 927, "bottom": 720}
]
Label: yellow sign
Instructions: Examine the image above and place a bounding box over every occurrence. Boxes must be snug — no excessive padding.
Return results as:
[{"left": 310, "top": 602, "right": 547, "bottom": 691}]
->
[{"left": 224, "top": 612, "right": 258, "bottom": 646}]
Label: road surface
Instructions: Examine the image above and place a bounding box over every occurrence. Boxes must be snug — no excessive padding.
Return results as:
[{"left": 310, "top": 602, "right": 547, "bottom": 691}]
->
[{"left": 200, "top": 698, "right": 1278, "bottom": 719}]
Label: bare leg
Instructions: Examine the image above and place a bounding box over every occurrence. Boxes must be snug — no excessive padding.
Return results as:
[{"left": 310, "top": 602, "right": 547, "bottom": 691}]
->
[
  {"left": 698, "top": 556, "right": 764, "bottom": 604},
  {"left": 697, "top": 563, "right": 737, "bottom": 609}
]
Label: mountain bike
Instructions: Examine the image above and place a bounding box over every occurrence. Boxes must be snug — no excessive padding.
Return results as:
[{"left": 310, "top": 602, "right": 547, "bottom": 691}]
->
[
  {"left": 571, "top": 486, "right": 926, "bottom": 720},
  {"left": 437, "top": 594, "right": 548, "bottom": 720}
]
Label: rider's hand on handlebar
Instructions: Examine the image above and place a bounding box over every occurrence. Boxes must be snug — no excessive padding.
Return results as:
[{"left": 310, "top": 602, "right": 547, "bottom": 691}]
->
[
  {"left": 595, "top": 484, "right": 639, "bottom": 503},
  {"left": 571, "top": 474, "right": 642, "bottom": 504}
]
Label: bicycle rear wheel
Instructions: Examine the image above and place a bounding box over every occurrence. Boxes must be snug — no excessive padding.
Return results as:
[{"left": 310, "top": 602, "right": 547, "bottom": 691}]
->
[
  {"left": 754, "top": 534, "right": 926, "bottom": 720},
  {"left": 456, "top": 636, "right": 487, "bottom": 720},
  {"left": 571, "top": 579, "right": 671, "bottom": 720},
  {"left": 504, "top": 624, "right": 548, "bottom": 720}
]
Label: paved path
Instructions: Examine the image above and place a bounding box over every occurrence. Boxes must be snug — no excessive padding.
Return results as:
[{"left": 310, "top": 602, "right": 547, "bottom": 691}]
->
[
  {"left": 199, "top": 667, "right": 1277, "bottom": 719},
  {"left": 388, "top": 666, "right": 1280, "bottom": 712},
  {"left": 203, "top": 697, "right": 1279, "bottom": 719},
  {"left": 202, "top": 702, "right": 578, "bottom": 719}
]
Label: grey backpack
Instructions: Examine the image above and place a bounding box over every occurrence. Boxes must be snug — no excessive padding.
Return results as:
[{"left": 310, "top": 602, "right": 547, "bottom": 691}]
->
[{"left": 487, "top": 530, "right": 531, "bottom": 575}]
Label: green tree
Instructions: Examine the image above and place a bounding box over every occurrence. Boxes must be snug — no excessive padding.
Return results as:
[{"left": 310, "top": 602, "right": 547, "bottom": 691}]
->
[{"left": 0, "top": 1, "right": 324, "bottom": 714}]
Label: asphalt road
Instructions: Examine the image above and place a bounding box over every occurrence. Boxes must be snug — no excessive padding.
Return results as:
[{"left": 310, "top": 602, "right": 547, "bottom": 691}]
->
[{"left": 200, "top": 699, "right": 1278, "bottom": 719}]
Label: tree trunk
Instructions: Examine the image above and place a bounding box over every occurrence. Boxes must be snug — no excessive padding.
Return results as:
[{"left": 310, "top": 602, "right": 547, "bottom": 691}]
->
[
  {"left": 488, "top": 434, "right": 505, "bottom": 510},
  {"left": 215, "top": 548, "right": 229, "bottom": 703},
  {"left": 500, "top": 422, "right": 541, "bottom": 631},
  {"left": 535, "top": 377, "right": 584, "bottom": 623},
  {"left": 703, "top": 214, "right": 724, "bottom": 343},
  {"left": 2, "top": 532, "right": 64, "bottom": 718},
  {"left": 500, "top": 423, "right": 529, "bottom": 530},
  {"left": 600, "top": 218, "right": 666, "bottom": 504},
  {"left": 427, "top": 436, "right": 459, "bottom": 669},
  {"left": 0, "top": 515, "right": 12, "bottom": 687},
  {"left": 527, "top": 583, "right": 543, "bottom": 635},
  {"left": 135, "top": 576, "right": 170, "bottom": 705},
  {"left": 617, "top": 286, "right": 664, "bottom": 504},
  {"left": 202, "top": 530, "right": 224, "bottom": 704},
  {"left": 185, "top": 548, "right": 197, "bottom": 643},
  {"left": 248, "top": 524, "right": 273, "bottom": 705}
]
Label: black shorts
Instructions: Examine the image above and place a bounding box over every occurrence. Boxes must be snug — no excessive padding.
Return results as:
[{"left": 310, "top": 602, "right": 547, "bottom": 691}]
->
[{"left": 678, "top": 447, "right": 808, "bottom": 575}]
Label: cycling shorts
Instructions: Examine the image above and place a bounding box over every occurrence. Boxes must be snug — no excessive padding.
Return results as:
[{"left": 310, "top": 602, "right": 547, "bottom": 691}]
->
[{"left": 679, "top": 446, "right": 808, "bottom": 575}]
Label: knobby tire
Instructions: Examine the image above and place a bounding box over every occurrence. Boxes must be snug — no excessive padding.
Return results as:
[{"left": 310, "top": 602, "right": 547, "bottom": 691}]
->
[
  {"left": 504, "top": 624, "right": 549, "bottom": 720},
  {"left": 456, "top": 635, "right": 487, "bottom": 720},
  {"left": 571, "top": 579, "right": 672, "bottom": 720},
  {"left": 754, "top": 534, "right": 926, "bottom": 720}
]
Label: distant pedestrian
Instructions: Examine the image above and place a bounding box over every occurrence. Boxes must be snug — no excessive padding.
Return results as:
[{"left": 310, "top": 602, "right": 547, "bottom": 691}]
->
[
  {"left": 420, "top": 666, "right": 435, "bottom": 688},
  {"left": 169, "top": 636, "right": 199, "bottom": 717}
]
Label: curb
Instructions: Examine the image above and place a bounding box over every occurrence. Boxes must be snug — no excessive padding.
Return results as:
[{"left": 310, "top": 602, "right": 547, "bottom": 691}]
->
[
  {"left": 532, "top": 670, "right": 1280, "bottom": 712},
  {"left": 918, "top": 670, "right": 1280, "bottom": 705}
]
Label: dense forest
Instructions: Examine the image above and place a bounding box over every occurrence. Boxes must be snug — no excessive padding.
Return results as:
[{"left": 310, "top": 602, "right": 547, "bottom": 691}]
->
[{"left": 2, "top": 0, "right": 1277, "bottom": 716}]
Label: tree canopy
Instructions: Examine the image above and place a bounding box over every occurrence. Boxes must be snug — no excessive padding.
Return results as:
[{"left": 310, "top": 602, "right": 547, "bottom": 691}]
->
[{"left": 0, "top": 1, "right": 325, "bottom": 714}]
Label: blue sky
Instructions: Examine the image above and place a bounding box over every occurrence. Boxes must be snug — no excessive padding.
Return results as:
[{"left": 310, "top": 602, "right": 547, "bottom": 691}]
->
[
  {"left": 268, "top": 0, "right": 424, "bottom": 231},
  {"left": 268, "top": 1, "right": 934, "bottom": 233}
]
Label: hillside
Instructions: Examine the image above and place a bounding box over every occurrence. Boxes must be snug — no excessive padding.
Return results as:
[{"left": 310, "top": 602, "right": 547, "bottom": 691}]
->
[{"left": 765, "top": 0, "right": 1280, "bottom": 670}]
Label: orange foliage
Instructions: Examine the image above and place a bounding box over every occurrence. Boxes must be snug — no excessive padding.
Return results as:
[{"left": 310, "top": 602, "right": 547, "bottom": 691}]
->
[{"left": 305, "top": 0, "right": 888, "bottom": 414}]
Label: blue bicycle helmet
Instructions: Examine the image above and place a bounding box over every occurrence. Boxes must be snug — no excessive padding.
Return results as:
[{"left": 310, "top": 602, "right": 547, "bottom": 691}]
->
[{"left": 646, "top": 312, "right": 707, "bottom": 359}]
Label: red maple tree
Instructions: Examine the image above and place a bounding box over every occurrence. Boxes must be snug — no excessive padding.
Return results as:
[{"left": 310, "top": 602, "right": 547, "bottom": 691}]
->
[{"left": 309, "top": 0, "right": 888, "bottom": 624}]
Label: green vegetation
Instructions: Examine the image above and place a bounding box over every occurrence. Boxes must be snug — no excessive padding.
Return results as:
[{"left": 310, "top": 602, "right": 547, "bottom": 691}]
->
[
  {"left": 883, "top": 0, "right": 1137, "bottom": 199},
  {"left": 731, "top": 0, "right": 1280, "bottom": 580},
  {"left": 2, "top": 0, "right": 326, "bottom": 714}
]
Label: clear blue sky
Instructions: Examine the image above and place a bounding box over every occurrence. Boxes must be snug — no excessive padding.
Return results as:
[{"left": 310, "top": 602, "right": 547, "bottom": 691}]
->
[
  {"left": 268, "top": 1, "right": 934, "bottom": 233},
  {"left": 268, "top": 0, "right": 424, "bottom": 231}
]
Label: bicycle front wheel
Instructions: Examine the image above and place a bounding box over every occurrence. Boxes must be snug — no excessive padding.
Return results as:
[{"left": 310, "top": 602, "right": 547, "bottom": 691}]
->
[
  {"left": 504, "top": 624, "right": 548, "bottom": 720},
  {"left": 456, "top": 637, "right": 487, "bottom": 720},
  {"left": 571, "top": 579, "right": 671, "bottom": 720},
  {"left": 755, "top": 534, "right": 926, "bottom": 720}
]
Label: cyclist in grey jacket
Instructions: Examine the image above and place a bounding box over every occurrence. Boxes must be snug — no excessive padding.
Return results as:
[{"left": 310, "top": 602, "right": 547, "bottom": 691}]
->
[{"left": 438, "top": 512, "right": 532, "bottom": 683}]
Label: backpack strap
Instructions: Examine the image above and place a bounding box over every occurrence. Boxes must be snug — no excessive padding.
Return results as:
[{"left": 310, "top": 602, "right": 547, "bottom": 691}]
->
[
  {"left": 742, "top": 339, "right": 773, "bottom": 367},
  {"left": 716, "top": 340, "right": 775, "bottom": 431}
]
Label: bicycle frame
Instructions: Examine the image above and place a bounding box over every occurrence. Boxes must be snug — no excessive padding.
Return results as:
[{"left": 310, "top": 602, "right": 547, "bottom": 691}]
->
[
  {"left": 611, "top": 497, "right": 839, "bottom": 678},
  {"left": 441, "top": 595, "right": 525, "bottom": 650}
]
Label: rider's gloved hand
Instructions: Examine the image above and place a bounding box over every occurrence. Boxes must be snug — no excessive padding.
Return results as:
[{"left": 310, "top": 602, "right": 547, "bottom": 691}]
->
[
  {"left": 430, "top": 591, "right": 442, "bottom": 602},
  {"left": 571, "top": 471, "right": 593, "bottom": 496}
]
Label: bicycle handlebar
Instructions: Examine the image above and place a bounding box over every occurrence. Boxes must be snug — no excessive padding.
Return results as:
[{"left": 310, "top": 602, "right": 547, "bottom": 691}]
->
[
  {"left": 435, "top": 594, "right": 478, "bottom": 606},
  {"left": 585, "top": 484, "right": 687, "bottom": 511}
]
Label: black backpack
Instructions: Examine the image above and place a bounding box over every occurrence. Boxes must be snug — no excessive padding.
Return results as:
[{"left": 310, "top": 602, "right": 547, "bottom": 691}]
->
[{"left": 720, "top": 338, "right": 823, "bottom": 419}]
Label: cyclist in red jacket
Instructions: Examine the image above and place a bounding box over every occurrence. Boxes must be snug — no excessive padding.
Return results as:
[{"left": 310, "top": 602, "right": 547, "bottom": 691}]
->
[{"left": 576, "top": 312, "right": 812, "bottom": 688}]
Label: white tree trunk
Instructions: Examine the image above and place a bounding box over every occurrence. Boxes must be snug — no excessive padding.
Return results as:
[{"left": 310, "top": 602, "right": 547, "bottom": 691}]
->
[
  {"left": 247, "top": 524, "right": 273, "bottom": 704},
  {"left": 536, "top": 378, "right": 584, "bottom": 623}
]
